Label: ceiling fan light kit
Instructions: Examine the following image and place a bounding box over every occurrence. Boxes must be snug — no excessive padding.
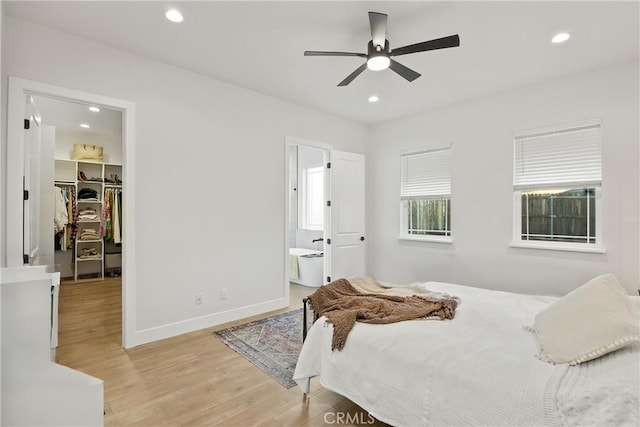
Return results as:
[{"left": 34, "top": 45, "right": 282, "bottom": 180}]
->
[
  {"left": 304, "top": 11, "right": 460, "bottom": 86},
  {"left": 366, "top": 40, "right": 391, "bottom": 71}
]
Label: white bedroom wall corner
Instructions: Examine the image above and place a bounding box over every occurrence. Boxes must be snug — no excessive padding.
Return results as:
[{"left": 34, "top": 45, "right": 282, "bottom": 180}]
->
[
  {"left": 2, "top": 16, "right": 368, "bottom": 345},
  {"left": 366, "top": 61, "right": 639, "bottom": 295}
]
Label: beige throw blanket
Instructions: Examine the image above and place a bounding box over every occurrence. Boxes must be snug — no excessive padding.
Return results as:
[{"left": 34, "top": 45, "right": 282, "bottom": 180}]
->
[{"left": 308, "top": 277, "right": 458, "bottom": 350}]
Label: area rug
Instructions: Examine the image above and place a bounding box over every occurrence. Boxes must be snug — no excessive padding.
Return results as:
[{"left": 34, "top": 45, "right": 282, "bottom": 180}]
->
[{"left": 213, "top": 308, "right": 309, "bottom": 388}]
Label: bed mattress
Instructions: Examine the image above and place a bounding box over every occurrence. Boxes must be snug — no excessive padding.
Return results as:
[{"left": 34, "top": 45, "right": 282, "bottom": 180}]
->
[{"left": 293, "top": 281, "right": 640, "bottom": 426}]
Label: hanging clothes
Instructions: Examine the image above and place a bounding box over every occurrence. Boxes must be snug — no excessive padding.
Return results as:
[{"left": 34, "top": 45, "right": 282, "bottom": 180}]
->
[
  {"left": 102, "top": 188, "right": 122, "bottom": 244},
  {"left": 54, "top": 185, "right": 76, "bottom": 251},
  {"left": 102, "top": 188, "right": 113, "bottom": 241},
  {"left": 54, "top": 186, "right": 68, "bottom": 233},
  {"left": 102, "top": 189, "right": 108, "bottom": 241},
  {"left": 113, "top": 189, "right": 121, "bottom": 244},
  {"left": 69, "top": 187, "right": 78, "bottom": 245}
]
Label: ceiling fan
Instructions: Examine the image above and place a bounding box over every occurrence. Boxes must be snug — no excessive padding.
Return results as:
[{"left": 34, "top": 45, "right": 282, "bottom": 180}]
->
[{"left": 304, "top": 11, "right": 460, "bottom": 87}]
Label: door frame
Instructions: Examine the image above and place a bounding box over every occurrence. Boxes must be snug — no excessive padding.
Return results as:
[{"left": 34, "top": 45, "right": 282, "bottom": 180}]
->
[
  {"left": 6, "top": 76, "right": 137, "bottom": 348},
  {"left": 284, "top": 136, "right": 331, "bottom": 296}
]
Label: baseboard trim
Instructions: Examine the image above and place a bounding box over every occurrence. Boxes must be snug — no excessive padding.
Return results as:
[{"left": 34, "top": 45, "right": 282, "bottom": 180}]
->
[{"left": 128, "top": 297, "right": 289, "bottom": 348}]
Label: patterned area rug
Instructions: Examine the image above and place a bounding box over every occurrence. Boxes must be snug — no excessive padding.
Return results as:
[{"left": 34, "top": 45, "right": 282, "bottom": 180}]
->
[{"left": 213, "top": 308, "right": 308, "bottom": 388}]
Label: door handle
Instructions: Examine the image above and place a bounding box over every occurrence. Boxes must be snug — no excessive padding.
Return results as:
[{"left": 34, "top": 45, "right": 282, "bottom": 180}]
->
[{"left": 360, "top": 236, "right": 365, "bottom": 241}]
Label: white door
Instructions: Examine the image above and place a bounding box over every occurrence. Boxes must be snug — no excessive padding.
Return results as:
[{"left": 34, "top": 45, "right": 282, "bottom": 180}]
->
[
  {"left": 18, "top": 97, "right": 55, "bottom": 267},
  {"left": 327, "top": 150, "right": 365, "bottom": 282},
  {"left": 23, "top": 104, "right": 42, "bottom": 265},
  {"left": 38, "top": 125, "right": 56, "bottom": 267}
]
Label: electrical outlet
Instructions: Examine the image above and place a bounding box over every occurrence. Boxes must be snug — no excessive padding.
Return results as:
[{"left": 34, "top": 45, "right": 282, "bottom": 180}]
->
[
  {"left": 220, "top": 289, "right": 228, "bottom": 300},
  {"left": 195, "top": 294, "right": 203, "bottom": 305}
]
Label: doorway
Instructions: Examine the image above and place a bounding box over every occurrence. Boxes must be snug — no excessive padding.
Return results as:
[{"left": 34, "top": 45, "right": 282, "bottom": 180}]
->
[
  {"left": 6, "top": 77, "right": 136, "bottom": 348},
  {"left": 284, "top": 137, "right": 367, "bottom": 294},
  {"left": 32, "top": 95, "right": 124, "bottom": 282},
  {"left": 287, "top": 142, "right": 329, "bottom": 288}
]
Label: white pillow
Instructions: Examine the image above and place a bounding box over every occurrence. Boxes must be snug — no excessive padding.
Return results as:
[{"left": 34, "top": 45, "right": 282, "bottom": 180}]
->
[{"left": 531, "top": 274, "right": 640, "bottom": 365}]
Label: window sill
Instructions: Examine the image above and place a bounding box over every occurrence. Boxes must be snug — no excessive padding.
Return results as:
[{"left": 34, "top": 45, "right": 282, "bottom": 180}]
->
[
  {"left": 510, "top": 240, "right": 606, "bottom": 254},
  {"left": 398, "top": 235, "right": 453, "bottom": 244}
]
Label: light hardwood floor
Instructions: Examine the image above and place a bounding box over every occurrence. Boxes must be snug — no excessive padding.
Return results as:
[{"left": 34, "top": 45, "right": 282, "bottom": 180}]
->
[{"left": 56, "top": 278, "right": 388, "bottom": 426}]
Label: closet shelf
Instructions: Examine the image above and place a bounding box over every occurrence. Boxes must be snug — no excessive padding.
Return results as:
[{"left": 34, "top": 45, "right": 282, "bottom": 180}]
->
[{"left": 56, "top": 159, "right": 122, "bottom": 282}]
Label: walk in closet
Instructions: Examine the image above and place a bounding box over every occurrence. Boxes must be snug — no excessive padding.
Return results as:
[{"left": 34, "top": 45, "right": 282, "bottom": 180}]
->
[
  {"left": 55, "top": 159, "right": 123, "bottom": 281},
  {"left": 34, "top": 94, "right": 126, "bottom": 283}
]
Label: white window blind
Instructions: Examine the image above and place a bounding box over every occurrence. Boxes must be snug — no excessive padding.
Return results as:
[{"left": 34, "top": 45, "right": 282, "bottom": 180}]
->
[
  {"left": 401, "top": 147, "right": 451, "bottom": 199},
  {"left": 514, "top": 121, "right": 602, "bottom": 190}
]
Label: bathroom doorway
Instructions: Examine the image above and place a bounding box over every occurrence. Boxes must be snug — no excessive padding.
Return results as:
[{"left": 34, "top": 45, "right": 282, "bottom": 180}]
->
[{"left": 287, "top": 141, "right": 329, "bottom": 288}]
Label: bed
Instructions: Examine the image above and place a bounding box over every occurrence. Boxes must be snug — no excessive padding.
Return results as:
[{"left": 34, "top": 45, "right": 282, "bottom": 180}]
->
[{"left": 293, "top": 277, "right": 640, "bottom": 426}]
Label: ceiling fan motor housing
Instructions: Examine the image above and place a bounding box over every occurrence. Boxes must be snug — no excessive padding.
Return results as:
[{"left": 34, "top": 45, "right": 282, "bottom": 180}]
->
[
  {"left": 368, "top": 39, "right": 390, "bottom": 57},
  {"left": 366, "top": 39, "right": 391, "bottom": 71}
]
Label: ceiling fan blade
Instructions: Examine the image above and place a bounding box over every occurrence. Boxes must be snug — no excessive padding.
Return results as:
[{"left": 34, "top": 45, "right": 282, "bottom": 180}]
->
[
  {"left": 389, "top": 59, "right": 421, "bottom": 82},
  {"left": 304, "top": 51, "right": 367, "bottom": 57},
  {"left": 391, "top": 34, "right": 460, "bottom": 57},
  {"left": 338, "top": 63, "right": 368, "bottom": 86},
  {"left": 368, "top": 12, "right": 388, "bottom": 49}
]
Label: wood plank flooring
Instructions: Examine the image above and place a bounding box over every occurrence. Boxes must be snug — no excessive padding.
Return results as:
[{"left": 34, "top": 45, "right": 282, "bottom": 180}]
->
[{"left": 56, "top": 279, "right": 388, "bottom": 426}]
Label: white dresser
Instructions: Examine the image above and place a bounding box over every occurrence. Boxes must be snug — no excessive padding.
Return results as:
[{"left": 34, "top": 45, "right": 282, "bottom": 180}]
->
[{"left": 1, "top": 266, "right": 104, "bottom": 426}]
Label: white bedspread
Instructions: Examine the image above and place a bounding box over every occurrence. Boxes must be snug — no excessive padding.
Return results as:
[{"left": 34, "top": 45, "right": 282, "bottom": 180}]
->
[{"left": 293, "top": 281, "right": 640, "bottom": 426}]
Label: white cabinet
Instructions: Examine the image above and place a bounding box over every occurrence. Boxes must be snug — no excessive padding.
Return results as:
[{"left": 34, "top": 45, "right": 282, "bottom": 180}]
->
[
  {"left": 1, "top": 266, "right": 104, "bottom": 426},
  {"left": 54, "top": 159, "right": 122, "bottom": 281}
]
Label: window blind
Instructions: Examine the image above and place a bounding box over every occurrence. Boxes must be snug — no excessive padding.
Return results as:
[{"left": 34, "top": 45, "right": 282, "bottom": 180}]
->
[
  {"left": 400, "top": 147, "right": 451, "bottom": 199},
  {"left": 514, "top": 121, "right": 601, "bottom": 190}
]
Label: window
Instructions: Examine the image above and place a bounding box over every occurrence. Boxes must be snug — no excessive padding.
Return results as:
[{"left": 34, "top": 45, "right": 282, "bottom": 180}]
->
[
  {"left": 300, "top": 166, "right": 324, "bottom": 230},
  {"left": 513, "top": 119, "right": 602, "bottom": 251},
  {"left": 400, "top": 147, "right": 451, "bottom": 241}
]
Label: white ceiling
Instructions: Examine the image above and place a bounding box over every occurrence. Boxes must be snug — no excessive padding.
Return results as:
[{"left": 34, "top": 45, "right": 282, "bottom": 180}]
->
[
  {"left": 5, "top": 1, "right": 640, "bottom": 126},
  {"left": 31, "top": 95, "right": 122, "bottom": 143}
]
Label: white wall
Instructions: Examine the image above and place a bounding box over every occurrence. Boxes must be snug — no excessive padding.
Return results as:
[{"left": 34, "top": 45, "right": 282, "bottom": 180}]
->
[
  {"left": 0, "top": 1, "right": 4, "bottom": 418},
  {"left": 54, "top": 131, "right": 123, "bottom": 164},
  {"left": 366, "top": 61, "right": 639, "bottom": 296},
  {"left": 2, "top": 16, "right": 366, "bottom": 342},
  {"left": 295, "top": 145, "right": 324, "bottom": 250}
]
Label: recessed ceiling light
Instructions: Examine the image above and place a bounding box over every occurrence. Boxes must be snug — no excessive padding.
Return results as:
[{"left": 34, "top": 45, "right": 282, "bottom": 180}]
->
[
  {"left": 89, "top": 106, "right": 100, "bottom": 112},
  {"left": 166, "top": 9, "right": 183, "bottom": 23},
  {"left": 80, "top": 123, "right": 90, "bottom": 129},
  {"left": 368, "top": 95, "right": 379, "bottom": 103},
  {"left": 551, "top": 32, "right": 571, "bottom": 44}
]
